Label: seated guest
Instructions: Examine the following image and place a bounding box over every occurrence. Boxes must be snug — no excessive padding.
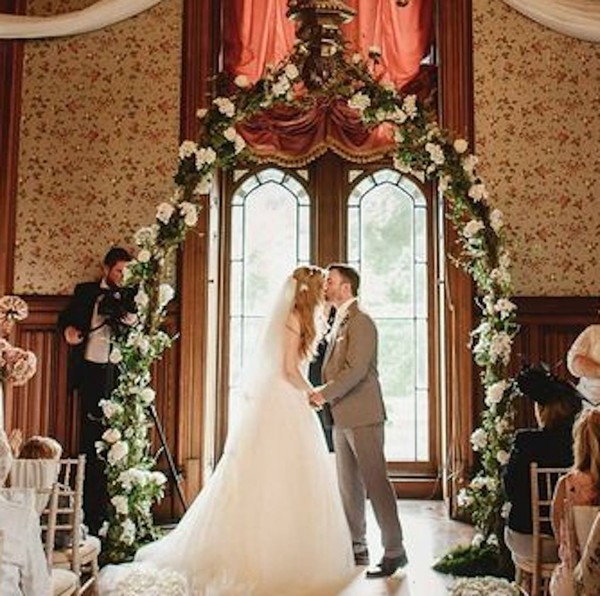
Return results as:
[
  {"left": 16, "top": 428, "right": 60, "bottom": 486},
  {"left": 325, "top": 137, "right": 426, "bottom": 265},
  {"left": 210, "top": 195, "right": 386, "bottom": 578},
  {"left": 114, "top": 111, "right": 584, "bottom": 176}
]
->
[
  {"left": 574, "top": 511, "right": 600, "bottom": 595},
  {"left": 18, "top": 435, "right": 63, "bottom": 460},
  {"left": 567, "top": 323, "right": 600, "bottom": 407},
  {"left": 0, "top": 430, "right": 51, "bottom": 595},
  {"left": 503, "top": 364, "right": 583, "bottom": 561},
  {"left": 550, "top": 408, "right": 600, "bottom": 595}
]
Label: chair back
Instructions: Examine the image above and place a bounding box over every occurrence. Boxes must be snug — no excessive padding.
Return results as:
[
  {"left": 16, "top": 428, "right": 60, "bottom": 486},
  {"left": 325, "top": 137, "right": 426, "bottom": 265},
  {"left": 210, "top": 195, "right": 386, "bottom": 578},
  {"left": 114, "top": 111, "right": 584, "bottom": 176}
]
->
[
  {"left": 9, "top": 459, "right": 60, "bottom": 514},
  {"left": 54, "top": 456, "right": 86, "bottom": 577},
  {"left": 530, "top": 463, "right": 569, "bottom": 595}
]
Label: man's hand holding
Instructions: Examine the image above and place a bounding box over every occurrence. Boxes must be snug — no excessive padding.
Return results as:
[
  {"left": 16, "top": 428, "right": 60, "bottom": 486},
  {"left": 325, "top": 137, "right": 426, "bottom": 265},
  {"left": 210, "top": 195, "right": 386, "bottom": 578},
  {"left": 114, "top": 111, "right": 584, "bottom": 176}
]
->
[{"left": 64, "top": 326, "right": 84, "bottom": 345}]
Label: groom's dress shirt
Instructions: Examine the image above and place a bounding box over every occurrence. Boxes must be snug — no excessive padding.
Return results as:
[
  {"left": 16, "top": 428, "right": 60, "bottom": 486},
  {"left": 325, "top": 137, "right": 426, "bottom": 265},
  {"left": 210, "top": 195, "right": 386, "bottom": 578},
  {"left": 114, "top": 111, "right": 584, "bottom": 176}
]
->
[
  {"left": 85, "top": 278, "right": 112, "bottom": 364},
  {"left": 329, "top": 297, "right": 357, "bottom": 344}
]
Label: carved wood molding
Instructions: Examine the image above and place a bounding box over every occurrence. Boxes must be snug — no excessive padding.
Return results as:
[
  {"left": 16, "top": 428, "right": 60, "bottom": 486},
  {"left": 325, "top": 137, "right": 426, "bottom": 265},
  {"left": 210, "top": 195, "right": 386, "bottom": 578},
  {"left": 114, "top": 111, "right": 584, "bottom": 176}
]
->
[
  {"left": 437, "top": 0, "right": 476, "bottom": 510},
  {"left": 0, "top": 0, "right": 25, "bottom": 295}
]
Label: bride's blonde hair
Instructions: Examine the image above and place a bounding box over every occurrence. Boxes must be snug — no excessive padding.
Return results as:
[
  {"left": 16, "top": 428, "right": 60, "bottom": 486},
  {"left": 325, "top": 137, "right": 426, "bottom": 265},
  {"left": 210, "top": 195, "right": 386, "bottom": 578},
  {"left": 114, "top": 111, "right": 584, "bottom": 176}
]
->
[
  {"left": 573, "top": 408, "right": 600, "bottom": 490},
  {"left": 292, "top": 266, "right": 325, "bottom": 359}
]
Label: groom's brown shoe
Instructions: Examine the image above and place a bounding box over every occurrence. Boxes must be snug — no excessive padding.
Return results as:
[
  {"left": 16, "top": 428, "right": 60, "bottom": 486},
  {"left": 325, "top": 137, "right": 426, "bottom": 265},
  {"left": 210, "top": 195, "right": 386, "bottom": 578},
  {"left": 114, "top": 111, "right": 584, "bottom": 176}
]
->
[{"left": 365, "top": 553, "right": 408, "bottom": 578}]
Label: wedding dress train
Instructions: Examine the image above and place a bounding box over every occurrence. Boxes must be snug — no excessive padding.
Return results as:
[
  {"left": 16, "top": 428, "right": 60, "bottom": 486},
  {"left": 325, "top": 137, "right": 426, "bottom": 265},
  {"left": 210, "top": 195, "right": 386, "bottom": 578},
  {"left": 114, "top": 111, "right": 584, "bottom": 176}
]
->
[{"left": 99, "top": 278, "right": 355, "bottom": 595}]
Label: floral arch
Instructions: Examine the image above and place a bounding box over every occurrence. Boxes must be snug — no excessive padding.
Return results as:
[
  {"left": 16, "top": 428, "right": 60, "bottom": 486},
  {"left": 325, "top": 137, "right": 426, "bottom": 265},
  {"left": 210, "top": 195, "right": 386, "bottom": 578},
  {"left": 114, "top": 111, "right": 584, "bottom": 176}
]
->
[{"left": 96, "top": 39, "right": 520, "bottom": 565}]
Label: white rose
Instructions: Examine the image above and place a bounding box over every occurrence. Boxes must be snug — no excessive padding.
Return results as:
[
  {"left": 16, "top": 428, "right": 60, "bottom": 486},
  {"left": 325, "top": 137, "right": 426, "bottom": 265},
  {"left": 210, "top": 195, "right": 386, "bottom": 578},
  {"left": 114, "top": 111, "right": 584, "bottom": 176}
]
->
[
  {"left": 351, "top": 52, "right": 362, "bottom": 64},
  {"left": 223, "top": 126, "right": 237, "bottom": 142},
  {"left": 108, "top": 440, "right": 129, "bottom": 465},
  {"left": 195, "top": 147, "right": 217, "bottom": 168},
  {"left": 95, "top": 441, "right": 105, "bottom": 454},
  {"left": 471, "top": 533, "right": 484, "bottom": 548},
  {"left": 496, "top": 449, "right": 510, "bottom": 466},
  {"left": 453, "top": 138, "right": 468, "bottom": 154},
  {"left": 425, "top": 142, "right": 445, "bottom": 166},
  {"left": 348, "top": 92, "right": 371, "bottom": 111},
  {"left": 178, "top": 140, "right": 196, "bottom": 160},
  {"left": 98, "top": 521, "right": 109, "bottom": 538},
  {"left": 111, "top": 495, "right": 129, "bottom": 516},
  {"left": 402, "top": 95, "right": 418, "bottom": 118},
  {"left": 462, "top": 154, "right": 479, "bottom": 175},
  {"left": 284, "top": 63, "right": 299, "bottom": 80},
  {"left": 489, "top": 332, "right": 512, "bottom": 364},
  {"left": 368, "top": 45, "right": 381, "bottom": 57},
  {"left": 485, "top": 380, "right": 507, "bottom": 407},
  {"left": 134, "top": 225, "right": 158, "bottom": 247},
  {"left": 468, "top": 183, "right": 488, "bottom": 202},
  {"left": 151, "top": 471, "right": 168, "bottom": 486},
  {"left": 195, "top": 175, "right": 212, "bottom": 195},
  {"left": 494, "top": 298, "right": 516, "bottom": 317},
  {"left": 272, "top": 77, "right": 290, "bottom": 97},
  {"left": 159, "top": 284, "right": 175, "bottom": 308},
  {"left": 489, "top": 208, "right": 504, "bottom": 232},
  {"left": 234, "top": 135, "right": 246, "bottom": 154},
  {"left": 470, "top": 428, "right": 487, "bottom": 451},
  {"left": 120, "top": 519, "right": 136, "bottom": 545},
  {"left": 213, "top": 97, "right": 235, "bottom": 118},
  {"left": 156, "top": 202, "right": 175, "bottom": 225},
  {"left": 135, "top": 287, "right": 149, "bottom": 309},
  {"left": 457, "top": 488, "right": 473, "bottom": 508},
  {"left": 234, "top": 74, "right": 249, "bottom": 87},
  {"left": 463, "top": 219, "right": 485, "bottom": 238},
  {"left": 139, "top": 387, "right": 156, "bottom": 405},
  {"left": 196, "top": 108, "right": 208, "bottom": 119},
  {"left": 137, "top": 249, "right": 151, "bottom": 263},
  {"left": 102, "top": 428, "right": 122, "bottom": 444},
  {"left": 99, "top": 399, "right": 121, "bottom": 419},
  {"left": 180, "top": 202, "right": 198, "bottom": 227},
  {"left": 109, "top": 347, "right": 123, "bottom": 364}
]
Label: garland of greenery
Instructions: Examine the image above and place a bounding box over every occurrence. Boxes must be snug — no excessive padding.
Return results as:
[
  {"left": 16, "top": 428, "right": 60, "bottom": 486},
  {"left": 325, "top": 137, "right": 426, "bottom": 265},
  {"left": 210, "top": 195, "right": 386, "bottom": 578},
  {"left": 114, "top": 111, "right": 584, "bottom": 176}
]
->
[{"left": 96, "top": 41, "right": 519, "bottom": 566}]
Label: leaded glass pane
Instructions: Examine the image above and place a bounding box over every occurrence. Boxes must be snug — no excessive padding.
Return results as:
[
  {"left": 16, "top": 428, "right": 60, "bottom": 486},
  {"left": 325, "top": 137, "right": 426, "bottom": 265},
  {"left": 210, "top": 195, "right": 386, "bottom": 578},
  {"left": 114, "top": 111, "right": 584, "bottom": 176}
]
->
[
  {"left": 229, "top": 168, "right": 311, "bottom": 429},
  {"left": 348, "top": 169, "right": 429, "bottom": 462}
]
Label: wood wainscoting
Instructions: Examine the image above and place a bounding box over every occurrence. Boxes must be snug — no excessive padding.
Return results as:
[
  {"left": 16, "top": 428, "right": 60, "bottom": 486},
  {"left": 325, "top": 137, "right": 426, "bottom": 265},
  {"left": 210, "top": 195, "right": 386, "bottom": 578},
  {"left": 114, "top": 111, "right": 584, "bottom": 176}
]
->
[
  {"left": 509, "top": 296, "right": 599, "bottom": 429},
  {"left": 5, "top": 295, "right": 181, "bottom": 521}
]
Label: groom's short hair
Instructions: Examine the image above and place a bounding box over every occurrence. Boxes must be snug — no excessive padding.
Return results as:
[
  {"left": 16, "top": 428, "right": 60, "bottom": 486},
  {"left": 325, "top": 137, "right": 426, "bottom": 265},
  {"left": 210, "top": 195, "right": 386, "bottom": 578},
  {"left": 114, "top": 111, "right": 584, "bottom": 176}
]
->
[{"left": 328, "top": 264, "right": 360, "bottom": 296}]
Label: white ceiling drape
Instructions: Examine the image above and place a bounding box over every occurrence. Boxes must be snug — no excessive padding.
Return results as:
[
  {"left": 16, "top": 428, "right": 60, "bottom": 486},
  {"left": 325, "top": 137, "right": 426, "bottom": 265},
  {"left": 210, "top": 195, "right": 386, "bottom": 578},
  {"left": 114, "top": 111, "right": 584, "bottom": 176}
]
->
[
  {"left": 501, "top": 0, "right": 600, "bottom": 43},
  {"left": 0, "top": 0, "right": 163, "bottom": 39}
]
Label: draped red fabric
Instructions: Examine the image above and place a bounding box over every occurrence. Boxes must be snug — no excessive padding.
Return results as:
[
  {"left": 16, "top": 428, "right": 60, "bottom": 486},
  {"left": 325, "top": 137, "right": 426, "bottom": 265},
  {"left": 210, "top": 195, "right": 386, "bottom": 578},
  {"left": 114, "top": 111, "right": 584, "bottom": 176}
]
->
[
  {"left": 222, "top": 0, "right": 434, "bottom": 163},
  {"left": 238, "top": 99, "right": 396, "bottom": 166}
]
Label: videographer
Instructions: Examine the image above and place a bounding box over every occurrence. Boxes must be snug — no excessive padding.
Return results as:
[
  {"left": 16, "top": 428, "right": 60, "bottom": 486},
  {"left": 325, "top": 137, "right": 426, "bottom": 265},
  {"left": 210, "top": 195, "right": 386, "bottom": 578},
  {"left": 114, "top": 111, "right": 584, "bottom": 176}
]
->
[{"left": 58, "top": 246, "right": 135, "bottom": 535}]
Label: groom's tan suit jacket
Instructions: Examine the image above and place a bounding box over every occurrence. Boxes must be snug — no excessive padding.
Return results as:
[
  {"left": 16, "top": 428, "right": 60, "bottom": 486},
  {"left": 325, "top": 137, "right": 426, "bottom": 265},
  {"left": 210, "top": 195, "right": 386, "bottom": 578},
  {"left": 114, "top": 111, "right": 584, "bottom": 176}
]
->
[{"left": 321, "top": 301, "right": 386, "bottom": 429}]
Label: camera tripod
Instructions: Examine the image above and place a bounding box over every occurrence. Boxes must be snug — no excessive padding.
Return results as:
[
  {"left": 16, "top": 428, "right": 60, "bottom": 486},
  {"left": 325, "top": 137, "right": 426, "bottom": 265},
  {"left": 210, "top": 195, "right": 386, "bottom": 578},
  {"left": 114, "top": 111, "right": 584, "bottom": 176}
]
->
[{"left": 148, "top": 402, "right": 188, "bottom": 512}]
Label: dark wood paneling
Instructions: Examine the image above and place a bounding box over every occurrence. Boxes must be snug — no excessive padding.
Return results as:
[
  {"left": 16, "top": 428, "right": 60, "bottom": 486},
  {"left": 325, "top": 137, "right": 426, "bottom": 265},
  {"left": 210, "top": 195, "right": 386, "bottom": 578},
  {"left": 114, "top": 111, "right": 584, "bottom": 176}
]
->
[
  {"left": 176, "top": 0, "right": 220, "bottom": 505},
  {"left": 509, "top": 296, "right": 598, "bottom": 430}
]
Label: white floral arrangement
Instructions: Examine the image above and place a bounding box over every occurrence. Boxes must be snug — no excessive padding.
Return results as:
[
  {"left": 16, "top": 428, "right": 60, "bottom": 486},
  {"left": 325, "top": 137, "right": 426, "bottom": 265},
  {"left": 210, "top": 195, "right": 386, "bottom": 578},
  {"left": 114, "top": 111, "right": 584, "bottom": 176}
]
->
[
  {"left": 113, "top": 567, "right": 189, "bottom": 596},
  {"left": 449, "top": 576, "right": 521, "bottom": 595},
  {"left": 0, "top": 296, "right": 37, "bottom": 387},
  {"left": 99, "top": 37, "right": 518, "bottom": 563}
]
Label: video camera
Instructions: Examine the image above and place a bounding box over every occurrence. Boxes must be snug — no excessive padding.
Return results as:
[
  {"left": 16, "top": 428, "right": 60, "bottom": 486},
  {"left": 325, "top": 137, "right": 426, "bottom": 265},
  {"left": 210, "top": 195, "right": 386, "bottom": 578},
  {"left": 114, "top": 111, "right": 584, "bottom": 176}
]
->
[{"left": 97, "top": 286, "right": 137, "bottom": 334}]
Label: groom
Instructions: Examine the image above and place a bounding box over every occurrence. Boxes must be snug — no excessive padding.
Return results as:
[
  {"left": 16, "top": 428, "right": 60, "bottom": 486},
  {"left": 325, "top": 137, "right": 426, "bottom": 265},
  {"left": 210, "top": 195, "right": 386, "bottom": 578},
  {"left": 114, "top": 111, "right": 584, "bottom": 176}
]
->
[{"left": 310, "top": 264, "right": 407, "bottom": 578}]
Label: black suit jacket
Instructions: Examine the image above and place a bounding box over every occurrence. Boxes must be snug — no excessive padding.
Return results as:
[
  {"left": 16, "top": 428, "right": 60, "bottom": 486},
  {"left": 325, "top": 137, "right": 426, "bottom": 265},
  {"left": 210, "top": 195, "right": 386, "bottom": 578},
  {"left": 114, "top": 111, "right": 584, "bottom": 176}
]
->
[
  {"left": 58, "top": 281, "right": 103, "bottom": 390},
  {"left": 503, "top": 425, "right": 574, "bottom": 534}
]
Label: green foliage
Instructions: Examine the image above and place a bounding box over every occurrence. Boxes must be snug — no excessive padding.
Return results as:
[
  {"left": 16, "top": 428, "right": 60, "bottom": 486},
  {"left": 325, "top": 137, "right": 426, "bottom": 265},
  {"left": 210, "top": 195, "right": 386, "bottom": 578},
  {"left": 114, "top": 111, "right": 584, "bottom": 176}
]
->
[{"left": 434, "top": 544, "right": 513, "bottom": 579}]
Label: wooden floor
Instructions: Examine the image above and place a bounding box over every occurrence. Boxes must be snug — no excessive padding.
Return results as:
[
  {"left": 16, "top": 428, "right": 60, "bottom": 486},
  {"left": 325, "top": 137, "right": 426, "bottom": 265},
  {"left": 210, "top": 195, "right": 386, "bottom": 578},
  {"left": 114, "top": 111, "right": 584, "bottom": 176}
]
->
[{"left": 340, "top": 499, "right": 475, "bottom": 595}]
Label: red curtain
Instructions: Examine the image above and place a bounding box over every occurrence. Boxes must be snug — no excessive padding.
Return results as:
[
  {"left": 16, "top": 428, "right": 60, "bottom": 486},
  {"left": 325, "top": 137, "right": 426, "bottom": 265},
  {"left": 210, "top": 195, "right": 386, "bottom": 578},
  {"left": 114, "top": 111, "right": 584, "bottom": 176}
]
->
[{"left": 222, "top": 0, "right": 434, "bottom": 164}]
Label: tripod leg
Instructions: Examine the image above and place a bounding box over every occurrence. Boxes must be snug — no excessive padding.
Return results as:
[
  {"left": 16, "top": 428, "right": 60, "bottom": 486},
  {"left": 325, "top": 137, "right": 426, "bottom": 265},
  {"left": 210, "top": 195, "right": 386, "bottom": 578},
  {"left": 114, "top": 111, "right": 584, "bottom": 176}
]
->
[{"left": 149, "top": 404, "right": 187, "bottom": 512}]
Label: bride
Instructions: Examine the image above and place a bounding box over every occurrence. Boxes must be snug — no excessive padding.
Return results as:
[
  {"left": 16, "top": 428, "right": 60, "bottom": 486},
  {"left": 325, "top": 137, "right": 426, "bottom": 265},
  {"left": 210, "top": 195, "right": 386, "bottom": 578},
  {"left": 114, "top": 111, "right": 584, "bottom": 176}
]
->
[{"left": 99, "top": 266, "right": 355, "bottom": 595}]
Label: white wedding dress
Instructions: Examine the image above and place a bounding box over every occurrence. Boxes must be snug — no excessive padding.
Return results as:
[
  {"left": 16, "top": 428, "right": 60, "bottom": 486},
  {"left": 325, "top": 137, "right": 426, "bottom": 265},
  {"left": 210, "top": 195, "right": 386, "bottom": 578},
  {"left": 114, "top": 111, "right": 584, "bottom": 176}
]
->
[{"left": 99, "top": 277, "right": 355, "bottom": 595}]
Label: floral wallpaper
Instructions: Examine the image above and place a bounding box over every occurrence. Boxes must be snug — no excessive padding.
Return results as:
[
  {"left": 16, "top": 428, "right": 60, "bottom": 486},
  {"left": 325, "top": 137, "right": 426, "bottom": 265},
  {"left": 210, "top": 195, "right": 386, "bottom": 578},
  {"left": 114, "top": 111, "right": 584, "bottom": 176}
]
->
[
  {"left": 473, "top": 0, "right": 600, "bottom": 296},
  {"left": 14, "top": 0, "right": 182, "bottom": 294}
]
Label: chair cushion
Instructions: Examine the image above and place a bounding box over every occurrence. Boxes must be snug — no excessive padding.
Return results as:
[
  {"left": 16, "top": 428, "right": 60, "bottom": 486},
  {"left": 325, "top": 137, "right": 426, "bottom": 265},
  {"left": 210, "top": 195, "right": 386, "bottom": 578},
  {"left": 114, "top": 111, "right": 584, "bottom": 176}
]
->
[
  {"left": 52, "top": 535, "right": 101, "bottom": 565},
  {"left": 505, "top": 527, "right": 560, "bottom": 563},
  {"left": 51, "top": 568, "right": 77, "bottom": 596}
]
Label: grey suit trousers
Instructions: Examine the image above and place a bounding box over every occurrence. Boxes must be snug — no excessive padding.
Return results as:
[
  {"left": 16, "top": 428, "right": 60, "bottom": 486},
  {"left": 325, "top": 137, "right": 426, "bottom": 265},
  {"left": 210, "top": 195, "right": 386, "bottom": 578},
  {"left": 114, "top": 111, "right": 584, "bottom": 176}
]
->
[{"left": 333, "top": 422, "right": 405, "bottom": 558}]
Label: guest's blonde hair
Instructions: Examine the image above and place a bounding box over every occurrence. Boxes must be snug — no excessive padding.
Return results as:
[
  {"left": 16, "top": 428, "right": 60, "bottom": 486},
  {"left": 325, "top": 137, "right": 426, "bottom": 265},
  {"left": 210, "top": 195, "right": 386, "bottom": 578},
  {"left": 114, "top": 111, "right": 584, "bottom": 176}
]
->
[
  {"left": 573, "top": 408, "right": 600, "bottom": 490},
  {"left": 19, "top": 435, "right": 63, "bottom": 460},
  {"left": 292, "top": 266, "right": 325, "bottom": 360}
]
